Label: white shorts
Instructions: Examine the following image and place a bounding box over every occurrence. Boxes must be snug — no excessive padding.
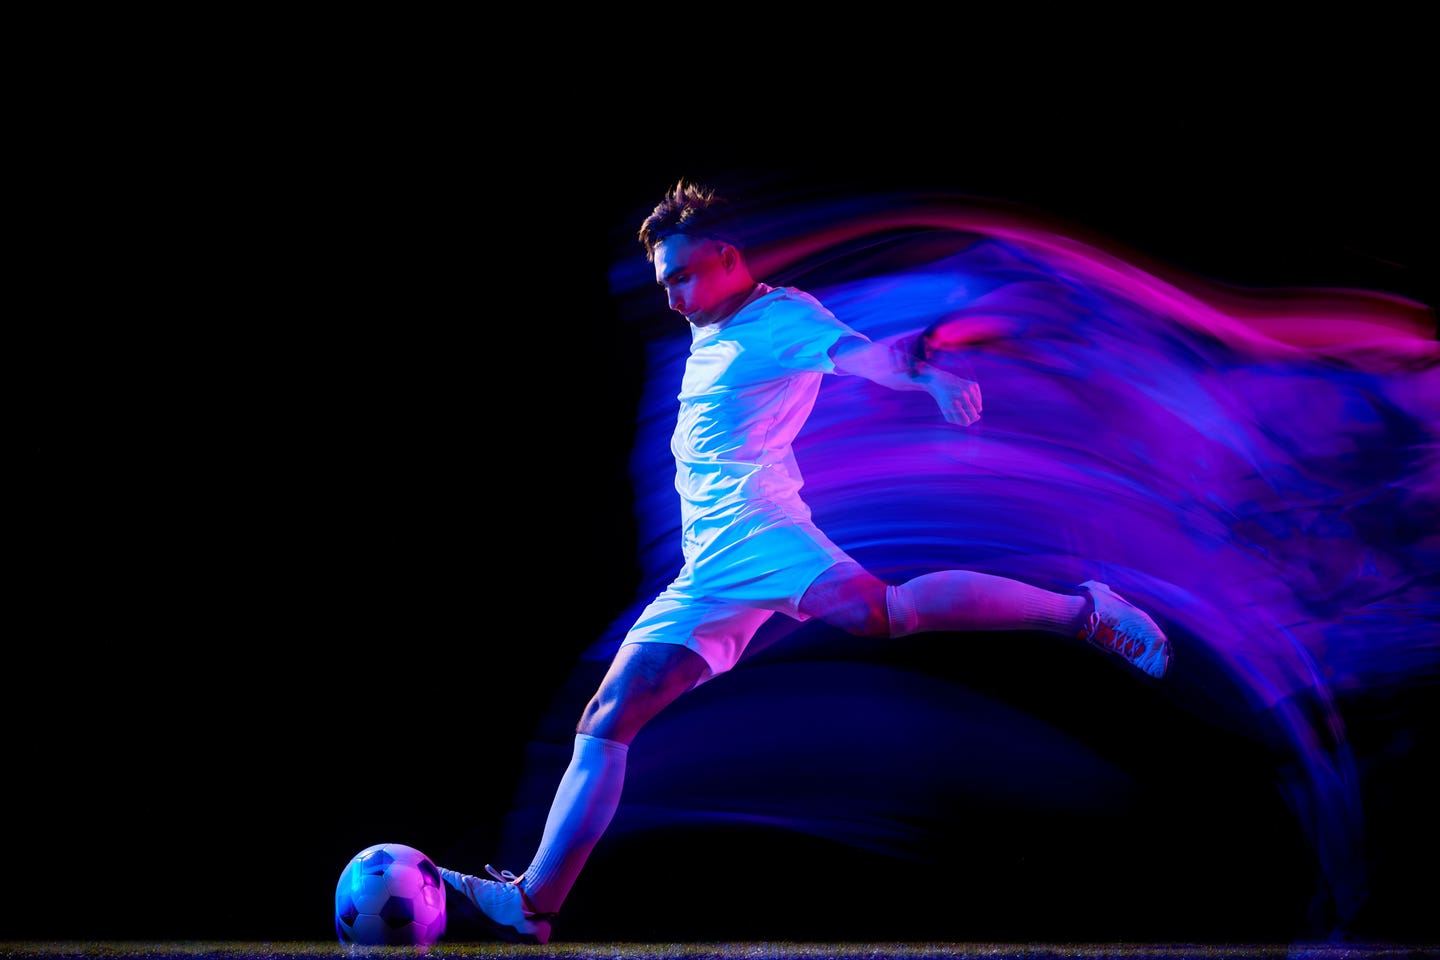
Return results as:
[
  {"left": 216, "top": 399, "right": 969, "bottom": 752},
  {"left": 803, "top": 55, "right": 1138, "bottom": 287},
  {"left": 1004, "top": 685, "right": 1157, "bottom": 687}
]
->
[{"left": 621, "top": 512, "right": 855, "bottom": 681}]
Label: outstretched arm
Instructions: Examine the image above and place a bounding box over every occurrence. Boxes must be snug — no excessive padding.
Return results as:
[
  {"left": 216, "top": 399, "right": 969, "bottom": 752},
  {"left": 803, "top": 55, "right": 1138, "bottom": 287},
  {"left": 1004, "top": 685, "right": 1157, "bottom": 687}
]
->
[{"left": 830, "top": 335, "right": 982, "bottom": 426}]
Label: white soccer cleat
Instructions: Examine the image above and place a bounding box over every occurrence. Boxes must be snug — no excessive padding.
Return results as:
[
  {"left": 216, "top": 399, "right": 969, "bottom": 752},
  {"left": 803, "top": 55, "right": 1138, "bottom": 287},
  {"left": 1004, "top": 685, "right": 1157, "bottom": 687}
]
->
[
  {"left": 1076, "top": 580, "right": 1172, "bottom": 679},
  {"left": 439, "top": 864, "right": 554, "bottom": 945}
]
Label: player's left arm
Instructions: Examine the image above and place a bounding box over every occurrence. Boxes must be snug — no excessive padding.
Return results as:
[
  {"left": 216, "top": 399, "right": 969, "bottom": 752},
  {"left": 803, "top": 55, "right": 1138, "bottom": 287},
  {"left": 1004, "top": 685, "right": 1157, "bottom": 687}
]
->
[{"left": 829, "top": 334, "right": 982, "bottom": 426}]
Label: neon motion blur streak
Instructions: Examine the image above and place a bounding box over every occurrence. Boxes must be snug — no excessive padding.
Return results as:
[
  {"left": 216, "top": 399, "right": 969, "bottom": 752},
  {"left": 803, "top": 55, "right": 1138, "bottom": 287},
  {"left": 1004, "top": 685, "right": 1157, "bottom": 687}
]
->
[{"left": 539, "top": 189, "right": 1438, "bottom": 938}]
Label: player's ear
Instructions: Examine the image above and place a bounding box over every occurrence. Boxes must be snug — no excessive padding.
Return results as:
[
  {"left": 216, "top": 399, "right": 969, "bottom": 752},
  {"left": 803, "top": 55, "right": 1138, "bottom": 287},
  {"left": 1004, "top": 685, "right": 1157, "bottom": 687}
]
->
[{"left": 719, "top": 241, "right": 741, "bottom": 272}]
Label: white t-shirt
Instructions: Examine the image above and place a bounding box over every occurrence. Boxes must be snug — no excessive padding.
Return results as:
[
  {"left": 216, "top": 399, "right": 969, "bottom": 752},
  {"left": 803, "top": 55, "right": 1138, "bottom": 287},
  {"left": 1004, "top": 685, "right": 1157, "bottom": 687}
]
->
[{"left": 672, "top": 283, "right": 868, "bottom": 540}]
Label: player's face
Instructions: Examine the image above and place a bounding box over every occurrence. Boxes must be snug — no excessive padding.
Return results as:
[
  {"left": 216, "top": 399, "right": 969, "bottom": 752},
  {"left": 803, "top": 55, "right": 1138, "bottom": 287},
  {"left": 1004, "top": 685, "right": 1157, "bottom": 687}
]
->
[{"left": 653, "top": 234, "right": 738, "bottom": 327}]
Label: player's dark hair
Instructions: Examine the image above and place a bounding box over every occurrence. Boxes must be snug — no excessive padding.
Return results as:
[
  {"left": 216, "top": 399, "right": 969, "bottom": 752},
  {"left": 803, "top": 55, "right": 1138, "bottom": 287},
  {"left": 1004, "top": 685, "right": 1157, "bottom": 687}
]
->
[{"left": 638, "top": 179, "right": 744, "bottom": 262}]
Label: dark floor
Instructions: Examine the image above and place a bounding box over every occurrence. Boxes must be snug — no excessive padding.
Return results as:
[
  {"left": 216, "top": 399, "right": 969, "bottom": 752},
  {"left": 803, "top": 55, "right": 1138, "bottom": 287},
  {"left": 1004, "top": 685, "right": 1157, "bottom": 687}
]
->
[{"left": 3, "top": 941, "right": 1439, "bottom": 960}]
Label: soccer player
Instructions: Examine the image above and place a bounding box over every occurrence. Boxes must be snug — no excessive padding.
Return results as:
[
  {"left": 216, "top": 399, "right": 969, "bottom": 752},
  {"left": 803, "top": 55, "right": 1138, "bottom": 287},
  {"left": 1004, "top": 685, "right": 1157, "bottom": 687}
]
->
[{"left": 440, "top": 180, "right": 1171, "bottom": 944}]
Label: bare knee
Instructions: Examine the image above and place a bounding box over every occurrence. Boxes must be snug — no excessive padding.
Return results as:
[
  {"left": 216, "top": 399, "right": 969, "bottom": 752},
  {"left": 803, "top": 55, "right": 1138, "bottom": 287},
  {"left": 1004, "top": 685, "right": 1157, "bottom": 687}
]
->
[
  {"left": 799, "top": 562, "right": 891, "bottom": 637},
  {"left": 577, "top": 642, "right": 708, "bottom": 744}
]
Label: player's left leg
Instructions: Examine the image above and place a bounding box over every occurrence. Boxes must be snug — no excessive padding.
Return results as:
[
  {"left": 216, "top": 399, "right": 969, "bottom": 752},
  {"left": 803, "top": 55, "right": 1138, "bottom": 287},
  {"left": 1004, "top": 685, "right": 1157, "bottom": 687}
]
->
[
  {"left": 439, "top": 642, "right": 710, "bottom": 943},
  {"left": 515, "top": 641, "right": 709, "bottom": 915}
]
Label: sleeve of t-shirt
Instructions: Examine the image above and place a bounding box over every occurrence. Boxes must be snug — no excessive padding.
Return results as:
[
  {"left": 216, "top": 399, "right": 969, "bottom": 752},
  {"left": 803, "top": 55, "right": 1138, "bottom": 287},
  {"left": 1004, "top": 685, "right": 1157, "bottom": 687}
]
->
[{"left": 766, "top": 289, "right": 871, "bottom": 373}]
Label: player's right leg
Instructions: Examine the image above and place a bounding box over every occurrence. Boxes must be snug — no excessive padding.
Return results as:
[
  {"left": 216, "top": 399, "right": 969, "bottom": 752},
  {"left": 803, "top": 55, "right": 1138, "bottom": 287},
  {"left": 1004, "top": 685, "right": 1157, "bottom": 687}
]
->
[
  {"left": 439, "top": 641, "right": 709, "bottom": 944},
  {"left": 803, "top": 563, "right": 1169, "bottom": 679},
  {"left": 887, "top": 571, "right": 1170, "bottom": 678}
]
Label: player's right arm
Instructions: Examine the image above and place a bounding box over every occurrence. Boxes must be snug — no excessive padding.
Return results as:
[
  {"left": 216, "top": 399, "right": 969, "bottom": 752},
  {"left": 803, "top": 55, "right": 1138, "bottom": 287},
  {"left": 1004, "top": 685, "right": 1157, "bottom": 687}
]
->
[{"left": 830, "top": 335, "right": 983, "bottom": 426}]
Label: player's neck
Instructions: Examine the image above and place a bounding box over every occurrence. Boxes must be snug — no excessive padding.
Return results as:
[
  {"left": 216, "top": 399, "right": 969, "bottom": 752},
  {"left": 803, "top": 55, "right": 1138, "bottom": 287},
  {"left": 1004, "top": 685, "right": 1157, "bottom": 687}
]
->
[{"left": 708, "top": 281, "right": 763, "bottom": 326}]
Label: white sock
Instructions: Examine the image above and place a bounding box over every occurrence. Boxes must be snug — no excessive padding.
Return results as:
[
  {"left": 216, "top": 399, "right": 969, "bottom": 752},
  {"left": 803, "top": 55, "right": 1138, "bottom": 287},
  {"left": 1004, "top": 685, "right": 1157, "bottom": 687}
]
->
[
  {"left": 886, "top": 571, "right": 1086, "bottom": 638},
  {"left": 519, "top": 733, "right": 628, "bottom": 915}
]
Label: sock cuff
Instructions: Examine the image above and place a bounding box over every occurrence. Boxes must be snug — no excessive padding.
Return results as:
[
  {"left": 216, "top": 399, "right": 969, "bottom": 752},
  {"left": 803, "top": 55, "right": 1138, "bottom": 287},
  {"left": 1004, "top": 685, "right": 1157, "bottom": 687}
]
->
[
  {"left": 886, "top": 584, "right": 920, "bottom": 638},
  {"left": 575, "top": 732, "right": 629, "bottom": 755}
]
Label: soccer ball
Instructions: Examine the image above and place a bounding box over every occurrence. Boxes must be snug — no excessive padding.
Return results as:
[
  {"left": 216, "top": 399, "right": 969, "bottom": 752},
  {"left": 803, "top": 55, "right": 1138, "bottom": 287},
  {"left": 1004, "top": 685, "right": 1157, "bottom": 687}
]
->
[{"left": 334, "top": 842, "right": 447, "bottom": 949}]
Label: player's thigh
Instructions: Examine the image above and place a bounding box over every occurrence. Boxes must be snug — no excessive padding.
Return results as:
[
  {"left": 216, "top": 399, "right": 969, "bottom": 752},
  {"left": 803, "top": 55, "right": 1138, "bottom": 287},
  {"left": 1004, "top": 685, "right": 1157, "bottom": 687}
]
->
[
  {"left": 798, "top": 561, "right": 890, "bottom": 637},
  {"left": 579, "top": 641, "right": 709, "bottom": 743}
]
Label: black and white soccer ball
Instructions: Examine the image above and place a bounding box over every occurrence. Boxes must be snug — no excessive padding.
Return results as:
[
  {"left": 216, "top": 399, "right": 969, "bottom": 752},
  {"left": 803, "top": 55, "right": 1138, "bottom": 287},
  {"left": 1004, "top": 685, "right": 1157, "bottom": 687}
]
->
[{"left": 334, "top": 842, "right": 447, "bottom": 949}]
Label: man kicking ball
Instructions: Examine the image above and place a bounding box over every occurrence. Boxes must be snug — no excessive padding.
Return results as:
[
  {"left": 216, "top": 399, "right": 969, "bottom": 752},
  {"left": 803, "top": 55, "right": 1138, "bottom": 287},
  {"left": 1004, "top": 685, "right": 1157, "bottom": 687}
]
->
[{"left": 440, "top": 180, "right": 1171, "bottom": 944}]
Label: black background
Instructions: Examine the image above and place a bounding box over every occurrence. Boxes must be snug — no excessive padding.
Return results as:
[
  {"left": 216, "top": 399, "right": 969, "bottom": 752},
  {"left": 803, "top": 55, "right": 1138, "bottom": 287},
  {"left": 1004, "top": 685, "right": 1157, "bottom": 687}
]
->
[{"left": 18, "top": 28, "right": 1436, "bottom": 948}]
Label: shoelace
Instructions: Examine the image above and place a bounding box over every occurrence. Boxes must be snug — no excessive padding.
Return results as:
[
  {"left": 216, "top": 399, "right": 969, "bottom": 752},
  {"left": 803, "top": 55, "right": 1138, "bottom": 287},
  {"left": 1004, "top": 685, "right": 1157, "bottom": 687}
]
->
[
  {"left": 485, "top": 864, "right": 522, "bottom": 884},
  {"left": 484, "top": 864, "right": 556, "bottom": 921},
  {"left": 1081, "top": 613, "right": 1146, "bottom": 661}
]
